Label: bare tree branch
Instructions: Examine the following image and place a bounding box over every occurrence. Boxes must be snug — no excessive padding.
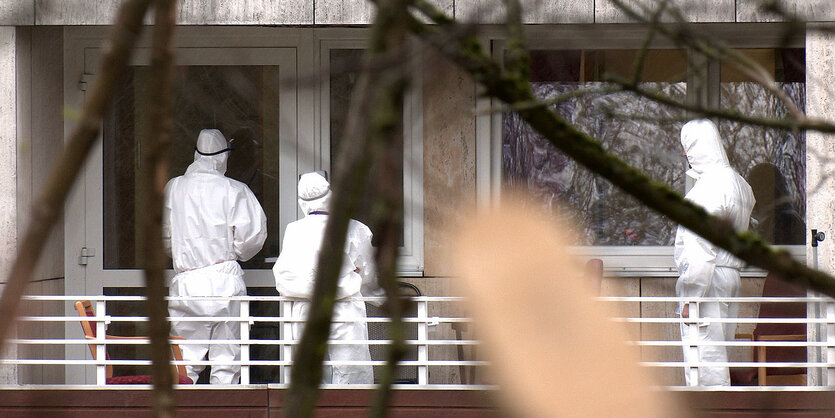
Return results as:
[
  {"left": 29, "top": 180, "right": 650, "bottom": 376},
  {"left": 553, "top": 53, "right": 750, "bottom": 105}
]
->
[
  {"left": 143, "top": 0, "right": 177, "bottom": 416},
  {"left": 406, "top": 0, "right": 835, "bottom": 299},
  {"left": 0, "top": 0, "right": 152, "bottom": 354}
]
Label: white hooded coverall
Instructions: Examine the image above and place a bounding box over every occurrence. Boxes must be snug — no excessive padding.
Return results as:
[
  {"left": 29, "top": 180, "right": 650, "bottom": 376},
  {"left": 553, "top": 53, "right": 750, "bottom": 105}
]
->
[
  {"left": 273, "top": 172, "right": 383, "bottom": 384},
  {"left": 675, "top": 119, "right": 755, "bottom": 386},
  {"left": 163, "top": 129, "right": 267, "bottom": 384}
]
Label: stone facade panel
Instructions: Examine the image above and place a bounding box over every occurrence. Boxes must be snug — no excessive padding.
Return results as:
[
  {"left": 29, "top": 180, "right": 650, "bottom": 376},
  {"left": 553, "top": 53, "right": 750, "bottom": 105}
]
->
[
  {"left": 737, "top": 0, "right": 835, "bottom": 22},
  {"left": 596, "top": 0, "right": 734, "bottom": 23},
  {"left": 456, "top": 0, "right": 593, "bottom": 24},
  {"left": 35, "top": 0, "right": 313, "bottom": 25},
  {"left": 0, "top": 1, "right": 34, "bottom": 25}
]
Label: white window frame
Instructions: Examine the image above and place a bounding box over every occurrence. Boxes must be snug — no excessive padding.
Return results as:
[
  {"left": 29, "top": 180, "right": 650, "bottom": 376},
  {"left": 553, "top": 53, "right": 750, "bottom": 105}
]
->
[
  {"left": 478, "top": 25, "right": 806, "bottom": 276},
  {"left": 315, "top": 29, "right": 424, "bottom": 275}
]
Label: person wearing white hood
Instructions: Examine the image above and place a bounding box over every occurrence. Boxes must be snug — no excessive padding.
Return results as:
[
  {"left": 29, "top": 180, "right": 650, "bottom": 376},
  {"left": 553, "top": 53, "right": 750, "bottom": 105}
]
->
[
  {"left": 273, "top": 171, "right": 383, "bottom": 384},
  {"left": 163, "top": 129, "right": 267, "bottom": 384},
  {"left": 675, "top": 119, "right": 755, "bottom": 386}
]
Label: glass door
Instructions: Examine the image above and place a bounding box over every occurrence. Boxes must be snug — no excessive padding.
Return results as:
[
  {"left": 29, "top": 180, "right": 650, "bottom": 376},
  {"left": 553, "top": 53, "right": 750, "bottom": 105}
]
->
[{"left": 65, "top": 46, "right": 300, "bottom": 383}]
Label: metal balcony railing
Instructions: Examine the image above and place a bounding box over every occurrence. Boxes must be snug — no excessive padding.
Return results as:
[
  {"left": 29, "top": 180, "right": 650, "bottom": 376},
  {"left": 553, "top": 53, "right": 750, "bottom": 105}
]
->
[{"left": 5, "top": 293, "right": 835, "bottom": 389}]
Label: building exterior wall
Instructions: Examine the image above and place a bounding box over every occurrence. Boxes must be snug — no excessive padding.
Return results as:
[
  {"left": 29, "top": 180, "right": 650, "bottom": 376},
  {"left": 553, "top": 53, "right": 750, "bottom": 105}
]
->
[
  {"left": 0, "top": 0, "right": 832, "bottom": 386},
  {"left": 0, "top": 1, "right": 826, "bottom": 25},
  {"left": 0, "top": 25, "right": 18, "bottom": 384}
]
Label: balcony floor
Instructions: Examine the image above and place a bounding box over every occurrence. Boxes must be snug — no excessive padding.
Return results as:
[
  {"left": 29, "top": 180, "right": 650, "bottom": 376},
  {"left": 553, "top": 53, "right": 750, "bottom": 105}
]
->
[{"left": 1, "top": 387, "right": 834, "bottom": 416}]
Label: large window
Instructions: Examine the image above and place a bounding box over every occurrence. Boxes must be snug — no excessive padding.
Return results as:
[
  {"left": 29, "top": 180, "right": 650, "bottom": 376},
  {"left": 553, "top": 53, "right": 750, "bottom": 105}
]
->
[
  {"left": 719, "top": 49, "right": 806, "bottom": 245},
  {"left": 494, "top": 40, "right": 806, "bottom": 269},
  {"left": 103, "top": 65, "right": 281, "bottom": 270},
  {"left": 502, "top": 49, "right": 688, "bottom": 246},
  {"left": 320, "top": 41, "right": 424, "bottom": 274}
]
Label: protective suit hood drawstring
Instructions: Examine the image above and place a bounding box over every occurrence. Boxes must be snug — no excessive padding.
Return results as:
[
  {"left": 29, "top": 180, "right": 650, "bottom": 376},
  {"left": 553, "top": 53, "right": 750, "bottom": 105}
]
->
[{"left": 186, "top": 129, "right": 229, "bottom": 176}]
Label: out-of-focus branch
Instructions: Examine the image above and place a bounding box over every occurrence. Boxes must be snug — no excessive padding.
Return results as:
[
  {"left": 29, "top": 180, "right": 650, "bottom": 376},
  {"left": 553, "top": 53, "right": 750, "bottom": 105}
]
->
[
  {"left": 282, "top": 1, "right": 410, "bottom": 415},
  {"left": 143, "top": 0, "right": 177, "bottom": 416},
  {"left": 407, "top": 1, "right": 835, "bottom": 298},
  {"left": 0, "top": 0, "right": 152, "bottom": 353},
  {"left": 631, "top": 0, "right": 669, "bottom": 85},
  {"left": 366, "top": 1, "right": 412, "bottom": 416}
]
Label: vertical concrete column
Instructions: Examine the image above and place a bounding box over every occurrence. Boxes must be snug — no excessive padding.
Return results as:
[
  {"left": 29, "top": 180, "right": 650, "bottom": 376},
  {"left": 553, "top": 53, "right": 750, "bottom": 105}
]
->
[
  {"left": 0, "top": 26, "right": 18, "bottom": 384},
  {"left": 806, "top": 27, "right": 835, "bottom": 386}
]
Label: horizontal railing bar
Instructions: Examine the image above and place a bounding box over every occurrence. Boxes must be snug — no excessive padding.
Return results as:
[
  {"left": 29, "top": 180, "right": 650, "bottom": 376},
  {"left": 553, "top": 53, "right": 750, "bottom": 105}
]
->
[
  {"left": 19, "top": 295, "right": 465, "bottom": 302},
  {"left": 8, "top": 339, "right": 482, "bottom": 346},
  {"left": 599, "top": 296, "right": 833, "bottom": 302},
  {"left": 642, "top": 361, "right": 825, "bottom": 367},
  {"left": 0, "top": 359, "right": 490, "bottom": 367},
  {"left": 614, "top": 317, "right": 828, "bottom": 324},
  {"left": 19, "top": 316, "right": 474, "bottom": 324},
  {"left": 632, "top": 341, "right": 828, "bottom": 347}
]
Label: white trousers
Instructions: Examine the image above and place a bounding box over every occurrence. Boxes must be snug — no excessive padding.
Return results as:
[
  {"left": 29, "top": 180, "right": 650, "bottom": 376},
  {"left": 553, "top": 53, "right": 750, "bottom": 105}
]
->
[
  {"left": 169, "top": 261, "right": 246, "bottom": 384},
  {"left": 679, "top": 266, "right": 740, "bottom": 386},
  {"left": 291, "top": 298, "right": 373, "bottom": 384}
]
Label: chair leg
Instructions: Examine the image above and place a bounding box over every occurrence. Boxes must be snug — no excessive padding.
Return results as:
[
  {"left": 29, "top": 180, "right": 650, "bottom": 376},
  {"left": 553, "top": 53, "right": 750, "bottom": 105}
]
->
[{"left": 758, "top": 346, "right": 766, "bottom": 386}]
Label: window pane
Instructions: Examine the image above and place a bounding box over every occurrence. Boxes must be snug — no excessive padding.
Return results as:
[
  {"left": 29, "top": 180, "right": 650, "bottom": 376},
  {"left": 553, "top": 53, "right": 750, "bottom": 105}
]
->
[
  {"left": 720, "top": 49, "right": 806, "bottom": 245},
  {"left": 329, "top": 49, "right": 405, "bottom": 247},
  {"left": 503, "top": 50, "right": 687, "bottom": 245},
  {"left": 103, "top": 66, "right": 281, "bottom": 269}
]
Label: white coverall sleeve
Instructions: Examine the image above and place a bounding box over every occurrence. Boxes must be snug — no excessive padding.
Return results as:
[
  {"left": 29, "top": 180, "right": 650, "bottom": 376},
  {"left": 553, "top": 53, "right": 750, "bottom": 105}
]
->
[
  {"left": 676, "top": 181, "right": 721, "bottom": 299},
  {"left": 231, "top": 186, "right": 268, "bottom": 262},
  {"left": 352, "top": 223, "right": 385, "bottom": 307},
  {"left": 161, "top": 180, "right": 174, "bottom": 257}
]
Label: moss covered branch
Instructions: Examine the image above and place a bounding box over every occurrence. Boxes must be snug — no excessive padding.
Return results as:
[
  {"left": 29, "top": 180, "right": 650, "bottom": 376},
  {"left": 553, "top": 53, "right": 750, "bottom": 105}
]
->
[{"left": 407, "top": 0, "right": 835, "bottom": 297}]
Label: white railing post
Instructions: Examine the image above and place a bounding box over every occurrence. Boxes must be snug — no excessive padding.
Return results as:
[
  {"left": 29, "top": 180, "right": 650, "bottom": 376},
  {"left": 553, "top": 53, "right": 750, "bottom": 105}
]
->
[
  {"left": 240, "top": 298, "right": 250, "bottom": 385},
  {"left": 685, "top": 301, "right": 700, "bottom": 386},
  {"left": 417, "top": 299, "right": 429, "bottom": 385},
  {"left": 281, "top": 300, "right": 293, "bottom": 384},
  {"left": 95, "top": 300, "right": 107, "bottom": 385},
  {"left": 826, "top": 300, "right": 835, "bottom": 386}
]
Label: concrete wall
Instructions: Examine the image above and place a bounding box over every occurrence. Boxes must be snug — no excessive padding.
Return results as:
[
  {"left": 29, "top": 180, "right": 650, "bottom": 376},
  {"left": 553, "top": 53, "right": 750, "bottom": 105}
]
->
[
  {"left": 0, "top": 1, "right": 828, "bottom": 25},
  {"left": 0, "top": 26, "right": 18, "bottom": 385},
  {"left": 805, "top": 26, "right": 835, "bottom": 386},
  {"left": 14, "top": 25, "right": 65, "bottom": 384}
]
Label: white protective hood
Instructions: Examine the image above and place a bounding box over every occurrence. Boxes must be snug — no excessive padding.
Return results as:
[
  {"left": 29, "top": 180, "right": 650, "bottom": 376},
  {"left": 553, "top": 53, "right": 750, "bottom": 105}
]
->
[
  {"left": 680, "top": 119, "right": 730, "bottom": 180},
  {"left": 186, "top": 128, "right": 230, "bottom": 176}
]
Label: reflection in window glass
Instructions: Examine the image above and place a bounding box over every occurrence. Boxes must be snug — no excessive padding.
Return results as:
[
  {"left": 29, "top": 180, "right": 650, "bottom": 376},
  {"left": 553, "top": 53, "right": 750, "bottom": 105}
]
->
[
  {"left": 720, "top": 49, "right": 806, "bottom": 244},
  {"left": 103, "top": 66, "right": 281, "bottom": 269},
  {"left": 329, "top": 49, "right": 404, "bottom": 247},
  {"left": 503, "top": 50, "right": 687, "bottom": 245}
]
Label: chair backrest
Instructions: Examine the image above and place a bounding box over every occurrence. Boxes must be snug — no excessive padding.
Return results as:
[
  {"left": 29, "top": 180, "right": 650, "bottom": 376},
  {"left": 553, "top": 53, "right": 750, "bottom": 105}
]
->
[
  {"left": 74, "top": 300, "right": 188, "bottom": 381},
  {"left": 366, "top": 282, "right": 421, "bottom": 384},
  {"left": 754, "top": 273, "right": 807, "bottom": 377},
  {"left": 74, "top": 300, "right": 114, "bottom": 378},
  {"left": 755, "top": 272, "right": 807, "bottom": 339}
]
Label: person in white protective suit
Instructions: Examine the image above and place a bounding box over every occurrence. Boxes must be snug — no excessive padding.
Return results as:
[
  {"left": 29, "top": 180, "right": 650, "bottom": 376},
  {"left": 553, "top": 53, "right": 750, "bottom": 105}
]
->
[
  {"left": 273, "top": 171, "right": 384, "bottom": 384},
  {"left": 163, "top": 129, "right": 267, "bottom": 384},
  {"left": 675, "top": 119, "right": 755, "bottom": 386}
]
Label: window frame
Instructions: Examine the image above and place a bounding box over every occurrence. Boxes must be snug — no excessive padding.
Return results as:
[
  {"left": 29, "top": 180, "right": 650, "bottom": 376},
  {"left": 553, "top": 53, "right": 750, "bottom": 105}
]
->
[
  {"left": 479, "top": 25, "right": 806, "bottom": 275},
  {"left": 315, "top": 29, "right": 425, "bottom": 275}
]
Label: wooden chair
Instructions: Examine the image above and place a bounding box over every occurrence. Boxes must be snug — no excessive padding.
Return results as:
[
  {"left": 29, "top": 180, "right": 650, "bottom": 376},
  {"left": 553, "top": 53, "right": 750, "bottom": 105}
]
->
[
  {"left": 74, "top": 300, "right": 193, "bottom": 384},
  {"left": 734, "top": 273, "right": 807, "bottom": 386}
]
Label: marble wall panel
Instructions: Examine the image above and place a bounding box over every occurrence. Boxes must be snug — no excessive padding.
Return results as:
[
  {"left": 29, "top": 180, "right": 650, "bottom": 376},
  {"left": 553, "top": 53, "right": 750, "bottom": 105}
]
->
[
  {"left": 737, "top": 0, "right": 835, "bottom": 23},
  {"left": 596, "top": 0, "right": 735, "bottom": 23},
  {"left": 0, "top": 1, "right": 34, "bottom": 25},
  {"left": 422, "top": 50, "right": 476, "bottom": 277},
  {"left": 805, "top": 27, "right": 835, "bottom": 385},
  {"left": 0, "top": 27, "right": 17, "bottom": 384},
  {"left": 456, "top": 0, "right": 593, "bottom": 24},
  {"left": 35, "top": 0, "right": 313, "bottom": 25}
]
